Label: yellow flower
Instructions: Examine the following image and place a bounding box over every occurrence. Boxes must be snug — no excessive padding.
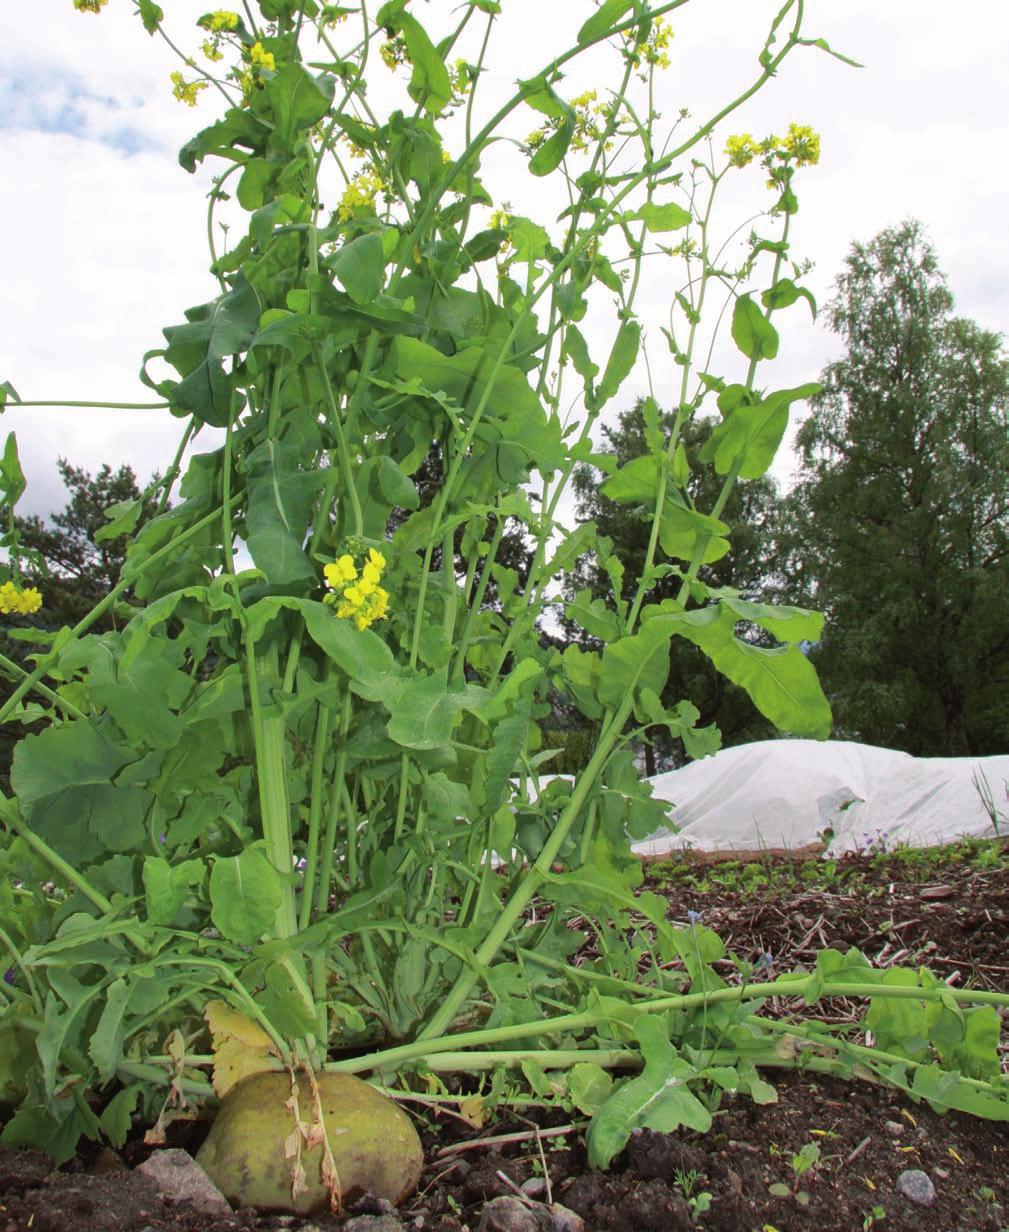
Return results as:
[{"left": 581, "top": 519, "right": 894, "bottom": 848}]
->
[
  {"left": 202, "top": 39, "right": 224, "bottom": 62},
  {"left": 366, "top": 548, "right": 386, "bottom": 572},
  {"left": 782, "top": 122, "right": 821, "bottom": 167},
  {"left": 0, "top": 581, "right": 42, "bottom": 615},
  {"left": 380, "top": 37, "right": 409, "bottom": 70},
  {"left": 170, "top": 71, "right": 208, "bottom": 106},
  {"left": 324, "top": 554, "right": 358, "bottom": 588},
  {"left": 337, "top": 170, "right": 384, "bottom": 223},
  {"left": 248, "top": 42, "right": 276, "bottom": 72},
  {"left": 198, "top": 10, "right": 240, "bottom": 32},
  {"left": 72, "top": 0, "right": 109, "bottom": 11},
  {"left": 724, "top": 133, "right": 757, "bottom": 168},
  {"left": 16, "top": 587, "right": 42, "bottom": 615},
  {"left": 320, "top": 4, "right": 349, "bottom": 25}
]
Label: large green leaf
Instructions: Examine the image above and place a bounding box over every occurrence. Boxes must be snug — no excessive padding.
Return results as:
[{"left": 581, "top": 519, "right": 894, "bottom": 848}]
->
[
  {"left": 384, "top": 675, "right": 488, "bottom": 751},
  {"left": 264, "top": 62, "right": 335, "bottom": 149},
  {"left": 730, "top": 293, "right": 779, "bottom": 361},
  {"left": 625, "top": 202, "right": 692, "bottom": 233},
  {"left": 587, "top": 1015, "right": 712, "bottom": 1168},
  {"left": 647, "top": 604, "right": 831, "bottom": 737},
  {"left": 0, "top": 433, "right": 26, "bottom": 505},
  {"left": 329, "top": 232, "right": 387, "bottom": 305},
  {"left": 597, "top": 623, "right": 673, "bottom": 711},
  {"left": 162, "top": 272, "right": 261, "bottom": 427},
  {"left": 600, "top": 454, "right": 659, "bottom": 504},
  {"left": 590, "top": 320, "right": 640, "bottom": 411},
  {"left": 700, "top": 383, "right": 820, "bottom": 479},
  {"left": 578, "top": 0, "right": 633, "bottom": 43},
  {"left": 245, "top": 439, "right": 326, "bottom": 587},
  {"left": 659, "top": 493, "right": 731, "bottom": 564},
  {"left": 142, "top": 856, "right": 206, "bottom": 927},
  {"left": 209, "top": 848, "right": 283, "bottom": 944},
  {"left": 377, "top": 5, "right": 452, "bottom": 114},
  {"left": 11, "top": 722, "right": 132, "bottom": 805},
  {"left": 86, "top": 633, "right": 192, "bottom": 750}
]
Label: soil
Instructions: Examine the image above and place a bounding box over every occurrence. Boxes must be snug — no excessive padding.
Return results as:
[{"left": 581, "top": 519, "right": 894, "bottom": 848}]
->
[{"left": 2, "top": 842, "right": 1008, "bottom": 1232}]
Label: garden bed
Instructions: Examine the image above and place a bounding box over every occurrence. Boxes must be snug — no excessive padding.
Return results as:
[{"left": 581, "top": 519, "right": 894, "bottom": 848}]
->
[{"left": 1, "top": 839, "right": 1007, "bottom": 1232}]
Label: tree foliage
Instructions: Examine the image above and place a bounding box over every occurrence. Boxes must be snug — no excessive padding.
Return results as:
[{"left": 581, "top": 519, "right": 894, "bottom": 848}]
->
[{"left": 775, "top": 221, "right": 1009, "bottom": 755}]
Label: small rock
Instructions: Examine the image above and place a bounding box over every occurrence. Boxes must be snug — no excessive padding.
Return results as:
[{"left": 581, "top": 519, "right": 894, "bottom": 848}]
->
[
  {"left": 934, "top": 1167, "right": 950, "bottom": 1180},
  {"left": 520, "top": 1178, "right": 547, "bottom": 1199},
  {"left": 547, "top": 1203, "right": 584, "bottom": 1232},
  {"left": 727, "top": 1169, "right": 743, "bottom": 1195},
  {"left": 896, "top": 1169, "right": 937, "bottom": 1207},
  {"left": 884, "top": 1121, "right": 904, "bottom": 1137},
  {"left": 136, "top": 1148, "right": 233, "bottom": 1217},
  {"left": 478, "top": 1195, "right": 551, "bottom": 1232},
  {"left": 342, "top": 1216, "right": 408, "bottom": 1232}
]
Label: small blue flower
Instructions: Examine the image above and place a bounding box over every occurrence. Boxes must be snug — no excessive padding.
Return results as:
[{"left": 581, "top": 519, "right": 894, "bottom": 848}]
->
[
  {"left": 759, "top": 951, "right": 774, "bottom": 969},
  {"left": 687, "top": 909, "right": 702, "bottom": 925},
  {"left": 3, "top": 967, "right": 14, "bottom": 986}
]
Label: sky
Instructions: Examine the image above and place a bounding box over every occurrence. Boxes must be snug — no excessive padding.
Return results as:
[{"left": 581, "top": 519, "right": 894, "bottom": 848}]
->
[{"left": 4, "top": 0, "right": 1009, "bottom": 527}]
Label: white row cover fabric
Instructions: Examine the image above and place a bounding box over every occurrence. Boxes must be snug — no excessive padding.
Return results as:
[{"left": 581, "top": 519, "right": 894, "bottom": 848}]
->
[{"left": 630, "top": 739, "right": 1009, "bottom": 858}]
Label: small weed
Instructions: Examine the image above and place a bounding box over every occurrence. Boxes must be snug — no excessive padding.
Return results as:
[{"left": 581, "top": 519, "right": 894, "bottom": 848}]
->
[{"left": 862, "top": 1205, "right": 886, "bottom": 1230}]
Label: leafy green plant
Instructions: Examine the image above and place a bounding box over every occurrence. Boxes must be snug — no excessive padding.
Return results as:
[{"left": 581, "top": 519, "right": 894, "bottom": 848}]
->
[{"left": 0, "top": 0, "right": 1007, "bottom": 1189}]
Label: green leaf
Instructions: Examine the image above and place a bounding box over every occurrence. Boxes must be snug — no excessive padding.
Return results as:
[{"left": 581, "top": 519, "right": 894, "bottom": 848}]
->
[
  {"left": 377, "top": 8, "right": 452, "bottom": 115},
  {"left": 700, "top": 383, "right": 820, "bottom": 480},
  {"left": 600, "top": 454, "right": 659, "bottom": 504},
  {"left": 565, "top": 590, "right": 623, "bottom": 643},
  {"left": 587, "top": 1015, "right": 712, "bottom": 1168},
  {"left": 530, "top": 121, "right": 575, "bottom": 176},
  {"left": 98, "top": 1085, "right": 142, "bottom": 1148},
  {"left": 384, "top": 675, "right": 487, "bottom": 751},
  {"left": 88, "top": 977, "right": 131, "bottom": 1084},
  {"left": 0, "top": 381, "right": 21, "bottom": 410},
  {"left": 578, "top": 0, "right": 633, "bottom": 44},
  {"left": 597, "top": 623, "right": 672, "bottom": 710},
  {"left": 137, "top": 0, "right": 163, "bottom": 33},
  {"left": 260, "top": 959, "right": 318, "bottom": 1037},
  {"left": 568, "top": 1063, "right": 615, "bottom": 1115},
  {"left": 11, "top": 722, "right": 131, "bottom": 805},
  {"left": 142, "top": 856, "right": 205, "bottom": 927},
  {"left": 761, "top": 277, "right": 817, "bottom": 318},
  {"left": 329, "top": 232, "right": 387, "bottom": 305},
  {"left": 162, "top": 272, "right": 261, "bottom": 427},
  {"left": 731, "top": 293, "right": 779, "bottom": 361},
  {"left": 659, "top": 493, "right": 731, "bottom": 564},
  {"left": 0, "top": 432, "right": 26, "bottom": 505},
  {"left": 265, "top": 63, "right": 336, "bottom": 149},
  {"left": 646, "top": 603, "right": 831, "bottom": 738},
  {"left": 591, "top": 320, "right": 640, "bottom": 411},
  {"left": 563, "top": 324, "right": 599, "bottom": 385},
  {"left": 245, "top": 439, "right": 326, "bottom": 587},
  {"left": 422, "top": 772, "right": 471, "bottom": 822},
  {"left": 625, "top": 202, "right": 692, "bottom": 233},
  {"left": 209, "top": 848, "right": 283, "bottom": 944},
  {"left": 94, "top": 497, "right": 143, "bottom": 544}
]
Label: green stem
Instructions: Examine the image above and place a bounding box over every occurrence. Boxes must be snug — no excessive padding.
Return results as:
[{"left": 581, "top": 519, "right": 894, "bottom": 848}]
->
[{"left": 0, "top": 652, "right": 87, "bottom": 721}]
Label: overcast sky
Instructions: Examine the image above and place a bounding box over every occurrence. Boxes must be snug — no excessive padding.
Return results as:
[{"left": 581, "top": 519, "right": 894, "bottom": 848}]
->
[{"left": 4, "top": 1, "right": 1009, "bottom": 525}]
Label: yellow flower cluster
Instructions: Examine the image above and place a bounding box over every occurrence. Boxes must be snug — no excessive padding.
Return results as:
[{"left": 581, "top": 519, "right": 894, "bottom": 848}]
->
[
  {"left": 0, "top": 581, "right": 42, "bottom": 616},
  {"left": 725, "top": 132, "right": 758, "bottom": 168},
  {"left": 724, "top": 123, "right": 821, "bottom": 173},
  {"left": 248, "top": 41, "right": 275, "bottom": 73},
  {"left": 338, "top": 169, "right": 385, "bottom": 222},
  {"left": 72, "top": 0, "right": 109, "bottom": 11},
  {"left": 380, "top": 37, "right": 409, "bottom": 70},
  {"left": 170, "top": 71, "right": 208, "bottom": 107},
  {"left": 624, "top": 16, "right": 673, "bottom": 72},
  {"left": 198, "top": 11, "right": 240, "bottom": 32},
  {"left": 323, "top": 549, "right": 390, "bottom": 632},
  {"left": 781, "top": 122, "right": 821, "bottom": 167}
]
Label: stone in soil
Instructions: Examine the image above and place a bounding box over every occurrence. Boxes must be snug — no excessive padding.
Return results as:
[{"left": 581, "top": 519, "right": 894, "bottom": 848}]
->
[
  {"left": 136, "top": 1148, "right": 233, "bottom": 1216},
  {"left": 897, "top": 1168, "right": 938, "bottom": 1207},
  {"left": 477, "top": 1195, "right": 552, "bottom": 1232}
]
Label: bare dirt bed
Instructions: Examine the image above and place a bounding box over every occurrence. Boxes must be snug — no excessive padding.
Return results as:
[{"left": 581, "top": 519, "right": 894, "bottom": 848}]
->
[{"left": 2, "top": 841, "right": 1007, "bottom": 1232}]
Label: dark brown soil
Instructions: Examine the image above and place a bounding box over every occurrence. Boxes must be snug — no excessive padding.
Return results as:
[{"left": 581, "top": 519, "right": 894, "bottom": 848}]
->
[{"left": 1, "top": 843, "right": 1007, "bottom": 1232}]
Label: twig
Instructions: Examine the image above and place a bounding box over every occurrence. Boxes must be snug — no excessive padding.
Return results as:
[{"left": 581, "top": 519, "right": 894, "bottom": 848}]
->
[
  {"left": 435, "top": 1122, "right": 587, "bottom": 1158},
  {"left": 844, "top": 1135, "right": 872, "bottom": 1167}
]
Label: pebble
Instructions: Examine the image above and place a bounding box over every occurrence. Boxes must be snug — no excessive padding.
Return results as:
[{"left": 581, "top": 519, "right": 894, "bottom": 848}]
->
[
  {"left": 520, "top": 1178, "right": 547, "bottom": 1199},
  {"left": 136, "top": 1149, "right": 232, "bottom": 1217},
  {"left": 342, "top": 1216, "right": 408, "bottom": 1232},
  {"left": 478, "top": 1195, "right": 551, "bottom": 1232},
  {"left": 896, "top": 1169, "right": 937, "bottom": 1207},
  {"left": 547, "top": 1203, "right": 585, "bottom": 1232},
  {"left": 884, "top": 1120, "right": 904, "bottom": 1137}
]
